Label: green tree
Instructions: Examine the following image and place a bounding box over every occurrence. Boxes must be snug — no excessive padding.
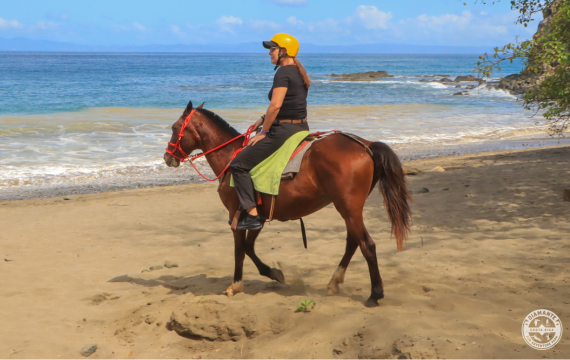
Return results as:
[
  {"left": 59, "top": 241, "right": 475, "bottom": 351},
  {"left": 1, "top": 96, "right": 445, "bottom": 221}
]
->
[{"left": 469, "top": 0, "right": 570, "bottom": 135}]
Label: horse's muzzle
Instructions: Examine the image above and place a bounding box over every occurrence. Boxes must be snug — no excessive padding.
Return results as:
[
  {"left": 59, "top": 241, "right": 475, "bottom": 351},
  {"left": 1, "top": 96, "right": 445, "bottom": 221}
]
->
[{"left": 164, "top": 153, "right": 180, "bottom": 168}]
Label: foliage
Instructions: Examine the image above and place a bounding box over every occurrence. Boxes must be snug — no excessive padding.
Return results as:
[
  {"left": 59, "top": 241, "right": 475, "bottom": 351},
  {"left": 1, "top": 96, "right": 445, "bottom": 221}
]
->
[
  {"left": 466, "top": 0, "right": 570, "bottom": 135},
  {"left": 295, "top": 300, "right": 316, "bottom": 313}
]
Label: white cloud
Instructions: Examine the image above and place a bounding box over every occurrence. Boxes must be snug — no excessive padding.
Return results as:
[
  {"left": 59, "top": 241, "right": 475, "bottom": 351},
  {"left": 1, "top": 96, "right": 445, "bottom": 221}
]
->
[
  {"left": 0, "top": 17, "right": 24, "bottom": 30},
  {"left": 390, "top": 10, "right": 513, "bottom": 45},
  {"left": 287, "top": 16, "right": 302, "bottom": 26},
  {"left": 307, "top": 18, "right": 342, "bottom": 33},
  {"left": 30, "top": 21, "right": 58, "bottom": 31},
  {"left": 216, "top": 16, "right": 243, "bottom": 25},
  {"left": 171, "top": 25, "right": 182, "bottom": 34},
  {"left": 60, "top": 13, "right": 68, "bottom": 20},
  {"left": 133, "top": 22, "right": 146, "bottom": 32},
  {"left": 352, "top": 5, "right": 392, "bottom": 29},
  {"left": 216, "top": 15, "right": 243, "bottom": 33},
  {"left": 266, "top": 0, "right": 306, "bottom": 6},
  {"left": 249, "top": 20, "right": 279, "bottom": 31}
]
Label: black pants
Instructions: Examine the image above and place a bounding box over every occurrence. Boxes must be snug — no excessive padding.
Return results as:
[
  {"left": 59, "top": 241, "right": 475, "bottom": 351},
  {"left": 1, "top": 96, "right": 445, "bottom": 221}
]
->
[{"left": 230, "top": 121, "right": 309, "bottom": 210}]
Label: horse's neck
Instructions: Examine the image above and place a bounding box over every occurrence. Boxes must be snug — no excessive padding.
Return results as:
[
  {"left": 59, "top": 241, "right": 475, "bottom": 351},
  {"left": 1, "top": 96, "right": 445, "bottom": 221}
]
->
[{"left": 197, "top": 122, "right": 242, "bottom": 176}]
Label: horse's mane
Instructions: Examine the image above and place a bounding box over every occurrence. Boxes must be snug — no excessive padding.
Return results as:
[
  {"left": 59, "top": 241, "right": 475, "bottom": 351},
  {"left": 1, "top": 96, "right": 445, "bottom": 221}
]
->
[{"left": 196, "top": 108, "right": 240, "bottom": 137}]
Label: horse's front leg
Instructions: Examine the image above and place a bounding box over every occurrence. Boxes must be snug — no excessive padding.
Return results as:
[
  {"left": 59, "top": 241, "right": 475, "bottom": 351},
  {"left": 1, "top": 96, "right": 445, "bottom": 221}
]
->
[
  {"left": 224, "top": 229, "right": 246, "bottom": 297},
  {"left": 245, "top": 228, "right": 285, "bottom": 283}
]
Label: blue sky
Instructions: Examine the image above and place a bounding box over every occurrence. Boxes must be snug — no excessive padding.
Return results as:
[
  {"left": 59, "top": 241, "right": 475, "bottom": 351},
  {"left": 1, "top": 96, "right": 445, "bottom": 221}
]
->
[{"left": 0, "top": 0, "right": 539, "bottom": 47}]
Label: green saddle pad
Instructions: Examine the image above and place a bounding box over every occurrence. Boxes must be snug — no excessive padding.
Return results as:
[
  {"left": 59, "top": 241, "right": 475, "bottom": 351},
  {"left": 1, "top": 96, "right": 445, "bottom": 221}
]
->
[{"left": 230, "top": 130, "right": 310, "bottom": 196}]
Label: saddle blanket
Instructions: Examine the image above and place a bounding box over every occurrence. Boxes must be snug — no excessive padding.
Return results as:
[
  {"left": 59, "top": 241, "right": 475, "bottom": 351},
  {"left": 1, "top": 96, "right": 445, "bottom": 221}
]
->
[{"left": 230, "top": 130, "right": 311, "bottom": 196}]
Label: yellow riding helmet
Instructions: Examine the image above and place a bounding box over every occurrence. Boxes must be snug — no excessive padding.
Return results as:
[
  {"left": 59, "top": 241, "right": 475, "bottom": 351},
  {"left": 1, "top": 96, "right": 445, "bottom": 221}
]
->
[{"left": 262, "top": 33, "right": 299, "bottom": 57}]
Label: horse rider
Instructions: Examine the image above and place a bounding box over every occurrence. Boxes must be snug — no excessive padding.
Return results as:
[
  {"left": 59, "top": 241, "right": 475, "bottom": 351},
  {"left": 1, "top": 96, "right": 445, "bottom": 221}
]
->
[{"left": 229, "top": 33, "right": 311, "bottom": 230}]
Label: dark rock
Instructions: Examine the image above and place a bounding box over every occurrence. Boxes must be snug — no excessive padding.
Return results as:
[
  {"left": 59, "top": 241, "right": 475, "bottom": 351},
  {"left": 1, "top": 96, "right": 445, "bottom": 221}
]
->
[
  {"left": 333, "top": 349, "right": 343, "bottom": 355},
  {"left": 438, "top": 77, "right": 453, "bottom": 83},
  {"left": 150, "top": 265, "right": 163, "bottom": 271},
  {"left": 455, "top": 85, "right": 462, "bottom": 88},
  {"left": 80, "top": 344, "right": 97, "bottom": 357},
  {"left": 164, "top": 260, "right": 178, "bottom": 268},
  {"left": 418, "top": 79, "right": 429, "bottom": 82},
  {"left": 439, "top": 187, "right": 450, "bottom": 191},
  {"left": 328, "top": 71, "right": 394, "bottom": 81},
  {"left": 453, "top": 92, "right": 463, "bottom": 96},
  {"left": 489, "top": 72, "right": 543, "bottom": 95},
  {"left": 63, "top": 197, "right": 71, "bottom": 200},
  {"left": 455, "top": 75, "right": 480, "bottom": 82},
  {"left": 563, "top": 189, "right": 570, "bottom": 202},
  {"left": 412, "top": 187, "right": 429, "bottom": 194}
]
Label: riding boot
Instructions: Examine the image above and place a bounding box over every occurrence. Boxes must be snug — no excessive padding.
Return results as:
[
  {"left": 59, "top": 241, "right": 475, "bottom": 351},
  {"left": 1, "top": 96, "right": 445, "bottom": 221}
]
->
[{"left": 236, "top": 213, "right": 264, "bottom": 231}]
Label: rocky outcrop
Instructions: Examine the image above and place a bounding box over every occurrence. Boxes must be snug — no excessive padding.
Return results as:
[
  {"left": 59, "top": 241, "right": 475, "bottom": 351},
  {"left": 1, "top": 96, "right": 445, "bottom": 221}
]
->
[
  {"left": 455, "top": 75, "right": 479, "bottom": 82},
  {"left": 328, "top": 71, "right": 394, "bottom": 81},
  {"left": 490, "top": 73, "right": 544, "bottom": 95},
  {"left": 418, "top": 75, "right": 484, "bottom": 84}
]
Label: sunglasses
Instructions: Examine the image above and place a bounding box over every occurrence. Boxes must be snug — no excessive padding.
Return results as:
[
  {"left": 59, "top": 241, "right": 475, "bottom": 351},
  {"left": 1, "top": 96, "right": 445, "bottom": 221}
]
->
[{"left": 270, "top": 46, "right": 280, "bottom": 52}]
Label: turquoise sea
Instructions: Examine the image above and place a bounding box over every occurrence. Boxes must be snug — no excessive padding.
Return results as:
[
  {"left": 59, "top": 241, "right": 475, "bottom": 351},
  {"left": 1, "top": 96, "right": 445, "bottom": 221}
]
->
[{"left": 0, "top": 52, "right": 565, "bottom": 200}]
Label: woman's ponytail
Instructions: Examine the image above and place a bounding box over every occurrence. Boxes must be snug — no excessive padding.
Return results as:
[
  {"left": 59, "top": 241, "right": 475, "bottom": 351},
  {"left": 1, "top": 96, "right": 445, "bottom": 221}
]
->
[{"left": 293, "top": 58, "right": 311, "bottom": 89}]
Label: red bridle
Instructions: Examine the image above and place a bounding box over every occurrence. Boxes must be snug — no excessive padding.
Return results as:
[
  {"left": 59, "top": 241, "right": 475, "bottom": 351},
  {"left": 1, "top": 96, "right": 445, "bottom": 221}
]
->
[{"left": 165, "top": 108, "right": 255, "bottom": 181}]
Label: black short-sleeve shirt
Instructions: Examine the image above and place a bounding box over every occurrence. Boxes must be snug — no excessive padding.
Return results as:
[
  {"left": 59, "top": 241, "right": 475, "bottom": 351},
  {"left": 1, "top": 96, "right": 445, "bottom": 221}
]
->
[{"left": 268, "top": 65, "right": 308, "bottom": 120}]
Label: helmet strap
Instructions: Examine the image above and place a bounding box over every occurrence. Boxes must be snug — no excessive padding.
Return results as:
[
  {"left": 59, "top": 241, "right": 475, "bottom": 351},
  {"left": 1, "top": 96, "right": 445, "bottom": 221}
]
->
[{"left": 274, "top": 49, "right": 285, "bottom": 71}]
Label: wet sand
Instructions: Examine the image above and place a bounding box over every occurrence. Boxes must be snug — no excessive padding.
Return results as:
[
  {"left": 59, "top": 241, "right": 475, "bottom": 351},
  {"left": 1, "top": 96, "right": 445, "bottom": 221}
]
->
[{"left": 1, "top": 145, "right": 569, "bottom": 359}]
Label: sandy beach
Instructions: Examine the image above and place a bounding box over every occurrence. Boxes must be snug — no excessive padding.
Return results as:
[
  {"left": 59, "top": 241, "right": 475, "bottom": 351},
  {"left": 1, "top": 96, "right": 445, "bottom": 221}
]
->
[{"left": 1, "top": 144, "right": 569, "bottom": 359}]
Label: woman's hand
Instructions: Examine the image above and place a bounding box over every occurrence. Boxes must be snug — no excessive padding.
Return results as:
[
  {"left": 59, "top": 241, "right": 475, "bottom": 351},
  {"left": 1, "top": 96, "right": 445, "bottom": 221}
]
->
[
  {"left": 247, "top": 132, "right": 266, "bottom": 146},
  {"left": 253, "top": 116, "right": 264, "bottom": 130}
]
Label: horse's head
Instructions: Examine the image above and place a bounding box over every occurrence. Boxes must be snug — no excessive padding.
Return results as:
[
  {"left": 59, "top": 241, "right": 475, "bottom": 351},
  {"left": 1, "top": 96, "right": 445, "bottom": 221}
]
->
[{"left": 163, "top": 100, "right": 202, "bottom": 168}]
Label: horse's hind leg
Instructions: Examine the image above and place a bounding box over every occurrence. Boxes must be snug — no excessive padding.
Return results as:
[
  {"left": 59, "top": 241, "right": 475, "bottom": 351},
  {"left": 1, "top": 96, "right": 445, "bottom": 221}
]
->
[
  {"left": 346, "top": 215, "right": 384, "bottom": 307},
  {"left": 224, "top": 229, "right": 246, "bottom": 297},
  {"left": 327, "top": 237, "right": 358, "bottom": 295},
  {"left": 245, "top": 229, "right": 285, "bottom": 283}
]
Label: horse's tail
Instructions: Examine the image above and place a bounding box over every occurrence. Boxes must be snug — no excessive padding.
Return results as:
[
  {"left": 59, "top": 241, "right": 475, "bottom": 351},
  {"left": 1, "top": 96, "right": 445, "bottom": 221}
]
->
[{"left": 370, "top": 142, "right": 412, "bottom": 252}]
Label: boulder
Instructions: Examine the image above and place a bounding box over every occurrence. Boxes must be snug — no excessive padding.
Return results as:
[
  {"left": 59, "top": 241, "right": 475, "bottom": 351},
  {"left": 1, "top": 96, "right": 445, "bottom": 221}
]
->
[
  {"left": 453, "top": 92, "right": 463, "bottom": 96},
  {"left": 455, "top": 75, "right": 480, "bottom": 82},
  {"left": 328, "top": 71, "right": 394, "bottom": 81},
  {"left": 80, "top": 344, "right": 97, "bottom": 357}
]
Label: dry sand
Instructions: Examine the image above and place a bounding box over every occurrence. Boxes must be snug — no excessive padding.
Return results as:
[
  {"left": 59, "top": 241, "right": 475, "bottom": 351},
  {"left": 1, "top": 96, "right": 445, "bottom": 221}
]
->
[{"left": 1, "top": 145, "right": 569, "bottom": 359}]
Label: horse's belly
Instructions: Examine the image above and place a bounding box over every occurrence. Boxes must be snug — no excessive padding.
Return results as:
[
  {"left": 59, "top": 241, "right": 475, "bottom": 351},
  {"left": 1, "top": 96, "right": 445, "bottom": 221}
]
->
[{"left": 258, "top": 175, "right": 330, "bottom": 221}]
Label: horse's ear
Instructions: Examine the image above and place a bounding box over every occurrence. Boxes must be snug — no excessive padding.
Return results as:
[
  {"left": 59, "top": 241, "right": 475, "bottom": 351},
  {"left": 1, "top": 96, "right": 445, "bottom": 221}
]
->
[
  {"left": 182, "top": 100, "right": 193, "bottom": 118},
  {"left": 197, "top": 102, "right": 205, "bottom": 109}
]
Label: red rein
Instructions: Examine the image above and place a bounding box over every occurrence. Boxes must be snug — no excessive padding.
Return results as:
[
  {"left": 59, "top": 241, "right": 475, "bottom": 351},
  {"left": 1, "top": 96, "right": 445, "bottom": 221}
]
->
[
  {"left": 166, "top": 109, "right": 255, "bottom": 181},
  {"left": 166, "top": 109, "right": 338, "bottom": 182}
]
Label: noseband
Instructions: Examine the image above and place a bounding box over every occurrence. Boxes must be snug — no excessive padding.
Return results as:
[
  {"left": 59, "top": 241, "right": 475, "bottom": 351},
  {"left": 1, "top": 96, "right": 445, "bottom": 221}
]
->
[
  {"left": 165, "top": 108, "right": 255, "bottom": 181},
  {"left": 166, "top": 108, "right": 198, "bottom": 162}
]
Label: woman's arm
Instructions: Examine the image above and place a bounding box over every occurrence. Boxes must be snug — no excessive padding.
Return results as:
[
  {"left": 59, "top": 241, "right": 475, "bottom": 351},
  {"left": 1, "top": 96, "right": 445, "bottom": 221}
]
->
[{"left": 248, "top": 87, "right": 287, "bottom": 146}]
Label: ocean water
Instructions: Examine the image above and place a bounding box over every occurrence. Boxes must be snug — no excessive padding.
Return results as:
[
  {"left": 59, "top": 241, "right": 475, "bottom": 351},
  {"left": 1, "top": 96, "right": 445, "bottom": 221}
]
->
[{"left": 0, "top": 52, "right": 565, "bottom": 200}]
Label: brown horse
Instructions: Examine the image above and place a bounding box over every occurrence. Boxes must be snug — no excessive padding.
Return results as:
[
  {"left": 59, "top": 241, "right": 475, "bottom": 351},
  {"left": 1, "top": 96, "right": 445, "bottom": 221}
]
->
[{"left": 164, "top": 101, "right": 412, "bottom": 307}]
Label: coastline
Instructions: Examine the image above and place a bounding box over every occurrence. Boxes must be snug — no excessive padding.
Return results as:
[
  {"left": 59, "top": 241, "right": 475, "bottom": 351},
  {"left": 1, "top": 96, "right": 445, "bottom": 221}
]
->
[
  {"left": 2, "top": 133, "right": 570, "bottom": 201},
  {"left": 1, "top": 144, "right": 568, "bottom": 358}
]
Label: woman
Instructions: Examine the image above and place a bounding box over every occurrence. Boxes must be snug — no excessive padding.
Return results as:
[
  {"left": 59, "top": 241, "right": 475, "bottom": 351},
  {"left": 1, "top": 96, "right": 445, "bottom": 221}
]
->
[{"left": 230, "top": 33, "right": 311, "bottom": 230}]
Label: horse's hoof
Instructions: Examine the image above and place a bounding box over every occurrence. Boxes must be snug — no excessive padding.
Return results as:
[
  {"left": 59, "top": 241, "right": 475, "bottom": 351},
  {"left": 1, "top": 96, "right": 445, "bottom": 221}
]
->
[
  {"left": 270, "top": 268, "right": 285, "bottom": 283},
  {"left": 223, "top": 281, "right": 243, "bottom": 297},
  {"left": 364, "top": 297, "right": 379, "bottom": 308},
  {"left": 327, "top": 283, "right": 339, "bottom": 295}
]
